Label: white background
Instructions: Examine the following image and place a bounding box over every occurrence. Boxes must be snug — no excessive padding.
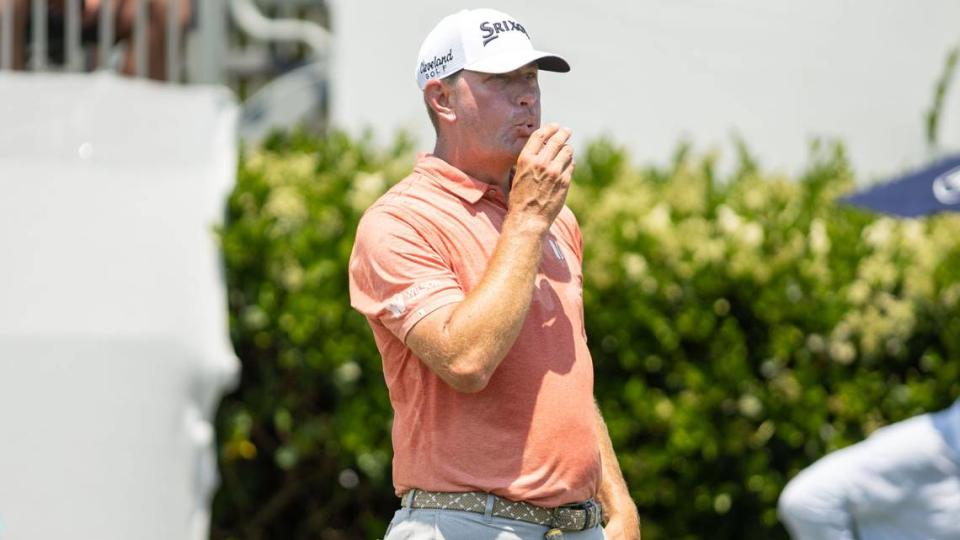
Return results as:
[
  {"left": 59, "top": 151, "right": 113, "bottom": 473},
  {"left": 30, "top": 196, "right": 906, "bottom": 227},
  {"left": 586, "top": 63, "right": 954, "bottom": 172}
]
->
[{"left": 330, "top": 0, "right": 960, "bottom": 180}]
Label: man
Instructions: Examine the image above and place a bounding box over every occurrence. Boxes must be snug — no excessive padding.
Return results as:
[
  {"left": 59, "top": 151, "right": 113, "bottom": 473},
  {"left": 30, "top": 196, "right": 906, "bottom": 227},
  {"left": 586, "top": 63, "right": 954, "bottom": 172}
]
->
[
  {"left": 778, "top": 398, "right": 960, "bottom": 539},
  {"left": 348, "top": 8, "right": 641, "bottom": 540}
]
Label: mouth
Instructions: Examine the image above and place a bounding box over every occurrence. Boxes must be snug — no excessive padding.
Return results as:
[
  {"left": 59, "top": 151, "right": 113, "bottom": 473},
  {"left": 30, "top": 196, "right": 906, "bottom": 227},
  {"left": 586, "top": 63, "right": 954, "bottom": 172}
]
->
[{"left": 514, "top": 119, "right": 537, "bottom": 137}]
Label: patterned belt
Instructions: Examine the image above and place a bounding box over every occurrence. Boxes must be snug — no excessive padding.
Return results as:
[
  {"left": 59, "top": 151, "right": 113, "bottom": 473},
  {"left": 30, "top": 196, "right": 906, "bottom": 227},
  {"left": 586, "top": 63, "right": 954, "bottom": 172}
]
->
[{"left": 401, "top": 489, "right": 603, "bottom": 531}]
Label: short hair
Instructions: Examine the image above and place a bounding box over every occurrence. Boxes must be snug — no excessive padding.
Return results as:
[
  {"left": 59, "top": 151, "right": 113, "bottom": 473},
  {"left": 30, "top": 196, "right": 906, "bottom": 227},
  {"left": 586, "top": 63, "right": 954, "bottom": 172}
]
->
[{"left": 425, "top": 70, "right": 463, "bottom": 132}]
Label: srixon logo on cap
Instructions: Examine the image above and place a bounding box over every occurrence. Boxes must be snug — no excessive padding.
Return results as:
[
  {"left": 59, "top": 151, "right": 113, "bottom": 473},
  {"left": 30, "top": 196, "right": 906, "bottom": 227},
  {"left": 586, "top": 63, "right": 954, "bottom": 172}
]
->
[{"left": 479, "top": 20, "right": 529, "bottom": 46}]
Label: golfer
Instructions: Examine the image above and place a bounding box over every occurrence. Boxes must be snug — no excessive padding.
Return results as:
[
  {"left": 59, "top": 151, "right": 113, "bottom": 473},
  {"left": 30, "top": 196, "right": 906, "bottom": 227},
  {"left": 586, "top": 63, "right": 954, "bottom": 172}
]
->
[{"left": 349, "top": 8, "right": 641, "bottom": 539}]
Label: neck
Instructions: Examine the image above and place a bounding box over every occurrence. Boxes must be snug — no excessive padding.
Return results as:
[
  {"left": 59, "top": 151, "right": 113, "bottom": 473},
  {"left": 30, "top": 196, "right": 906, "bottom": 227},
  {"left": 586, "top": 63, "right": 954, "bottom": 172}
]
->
[{"left": 434, "top": 136, "right": 513, "bottom": 190}]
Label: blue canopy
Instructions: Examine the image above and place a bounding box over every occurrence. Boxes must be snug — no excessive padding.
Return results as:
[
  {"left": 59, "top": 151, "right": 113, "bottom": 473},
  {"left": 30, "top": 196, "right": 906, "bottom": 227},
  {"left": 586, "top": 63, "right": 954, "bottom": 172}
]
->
[{"left": 842, "top": 154, "right": 960, "bottom": 217}]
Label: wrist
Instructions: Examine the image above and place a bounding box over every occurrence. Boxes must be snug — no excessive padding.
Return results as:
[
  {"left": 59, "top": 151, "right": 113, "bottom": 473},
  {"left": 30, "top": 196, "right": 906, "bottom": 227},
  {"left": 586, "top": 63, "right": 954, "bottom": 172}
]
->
[
  {"left": 503, "top": 211, "right": 551, "bottom": 238},
  {"left": 602, "top": 497, "right": 639, "bottom": 525}
]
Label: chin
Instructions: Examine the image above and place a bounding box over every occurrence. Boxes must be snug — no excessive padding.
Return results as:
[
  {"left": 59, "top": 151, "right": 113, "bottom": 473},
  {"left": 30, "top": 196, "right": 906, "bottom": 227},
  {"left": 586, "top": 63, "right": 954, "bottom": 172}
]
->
[{"left": 504, "top": 146, "right": 524, "bottom": 163}]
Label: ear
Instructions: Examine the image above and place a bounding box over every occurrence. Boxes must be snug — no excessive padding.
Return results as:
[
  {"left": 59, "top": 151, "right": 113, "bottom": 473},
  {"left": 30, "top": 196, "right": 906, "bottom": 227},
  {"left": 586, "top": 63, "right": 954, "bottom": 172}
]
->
[{"left": 424, "top": 79, "right": 457, "bottom": 124}]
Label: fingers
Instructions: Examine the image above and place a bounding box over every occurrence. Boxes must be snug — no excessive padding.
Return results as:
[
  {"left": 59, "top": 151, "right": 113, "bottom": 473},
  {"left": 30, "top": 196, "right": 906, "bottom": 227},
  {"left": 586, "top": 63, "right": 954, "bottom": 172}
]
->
[
  {"left": 521, "top": 123, "right": 560, "bottom": 156},
  {"left": 554, "top": 144, "right": 574, "bottom": 173},
  {"left": 519, "top": 123, "right": 574, "bottom": 173},
  {"left": 540, "top": 126, "right": 572, "bottom": 160},
  {"left": 554, "top": 149, "right": 575, "bottom": 189},
  {"left": 545, "top": 139, "right": 574, "bottom": 184},
  {"left": 562, "top": 155, "right": 575, "bottom": 185}
]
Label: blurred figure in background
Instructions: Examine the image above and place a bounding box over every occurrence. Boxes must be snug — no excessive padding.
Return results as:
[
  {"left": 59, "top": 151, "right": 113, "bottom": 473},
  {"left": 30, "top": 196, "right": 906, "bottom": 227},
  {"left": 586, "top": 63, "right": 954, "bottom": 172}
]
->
[
  {"left": 778, "top": 398, "right": 960, "bottom": 539},
  {"left": 5, "top": 0, "right": 191, "bottom": 80},
  {"left": 7, "top": 0, "right": 29, "bottom": 68}
]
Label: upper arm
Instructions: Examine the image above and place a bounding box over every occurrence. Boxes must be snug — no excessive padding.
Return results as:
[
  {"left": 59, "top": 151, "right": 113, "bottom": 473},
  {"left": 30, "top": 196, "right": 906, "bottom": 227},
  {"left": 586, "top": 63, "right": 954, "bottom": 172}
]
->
[
  {"left": 404, "top": 302, "right": 464, "bottom": 379},
  {"left": 348, "top": 209, "right": 464, "bottom": 343}
]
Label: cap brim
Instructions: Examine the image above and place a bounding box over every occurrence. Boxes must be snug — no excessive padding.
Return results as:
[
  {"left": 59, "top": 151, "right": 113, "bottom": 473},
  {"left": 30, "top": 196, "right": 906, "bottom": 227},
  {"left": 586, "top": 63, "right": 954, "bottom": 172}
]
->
[{"left": 465, "top": 50, "right": 570, "bottom": 75}]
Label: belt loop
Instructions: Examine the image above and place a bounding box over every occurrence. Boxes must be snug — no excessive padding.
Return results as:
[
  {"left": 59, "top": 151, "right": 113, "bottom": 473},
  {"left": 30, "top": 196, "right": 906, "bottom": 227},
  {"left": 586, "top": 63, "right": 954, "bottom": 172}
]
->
[
  {"left": 483, "top": 493, "right": 495, "bottom": 523},
  {"left": 403, "top": 489, "right": 417, "bottom": 517}
]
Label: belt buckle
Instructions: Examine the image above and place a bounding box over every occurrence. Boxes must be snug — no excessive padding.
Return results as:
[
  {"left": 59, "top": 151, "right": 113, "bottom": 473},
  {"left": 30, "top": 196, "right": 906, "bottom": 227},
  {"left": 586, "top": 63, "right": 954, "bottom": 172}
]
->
[
  {"left": 577, "top": 499, "right": 601, "bottom": 530},
  {"left": 558, "top": 499, "right": 601, "bottom": 531}
]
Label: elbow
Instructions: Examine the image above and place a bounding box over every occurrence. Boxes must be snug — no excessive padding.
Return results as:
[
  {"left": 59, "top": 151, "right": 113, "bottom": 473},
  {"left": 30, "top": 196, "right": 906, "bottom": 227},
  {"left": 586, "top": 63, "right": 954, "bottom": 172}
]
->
[
  {"left": 444, "top": 358, "right": 494, "bottom": 394},
  {"left": 446, "top": 367, "right": 492, "bottom": 394},
  {"left": 778, "top": 471, "right": 837, "bottom": 536},
  {"left": 777, "top": 479, "right": 806, "bottom": 525}
]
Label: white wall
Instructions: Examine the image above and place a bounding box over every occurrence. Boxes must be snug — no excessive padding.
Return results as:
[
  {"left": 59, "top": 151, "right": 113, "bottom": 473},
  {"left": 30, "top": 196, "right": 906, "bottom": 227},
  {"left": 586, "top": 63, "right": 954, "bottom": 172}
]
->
[
  {"left": 0, "top": 72, "right": 239, "bottom": 540},
  {"left": 330, "top": 0, "right": 960, "bottom": 179}
]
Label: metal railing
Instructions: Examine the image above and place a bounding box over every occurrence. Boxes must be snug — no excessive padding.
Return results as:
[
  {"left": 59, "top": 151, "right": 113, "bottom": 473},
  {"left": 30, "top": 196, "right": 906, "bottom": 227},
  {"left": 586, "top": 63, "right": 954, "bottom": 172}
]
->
[{"left": 0, "top": 0, "right": 328, "bottom": 85}]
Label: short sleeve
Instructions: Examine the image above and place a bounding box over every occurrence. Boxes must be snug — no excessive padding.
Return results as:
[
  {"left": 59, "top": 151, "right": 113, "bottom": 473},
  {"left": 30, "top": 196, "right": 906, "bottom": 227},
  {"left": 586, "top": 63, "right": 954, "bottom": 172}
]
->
[
  {"left": 348, "top": 207, "right": 465, "bottom": 342},
  {"left": 554, "top": 206, "right": 583, "bottom": 264}
]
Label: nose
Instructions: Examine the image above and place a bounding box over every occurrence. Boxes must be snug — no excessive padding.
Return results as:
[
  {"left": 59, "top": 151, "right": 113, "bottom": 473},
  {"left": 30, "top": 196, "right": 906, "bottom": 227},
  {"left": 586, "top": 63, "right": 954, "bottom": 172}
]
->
[{"left": 517, "top": 86, "right": 539, "bottom": 109}]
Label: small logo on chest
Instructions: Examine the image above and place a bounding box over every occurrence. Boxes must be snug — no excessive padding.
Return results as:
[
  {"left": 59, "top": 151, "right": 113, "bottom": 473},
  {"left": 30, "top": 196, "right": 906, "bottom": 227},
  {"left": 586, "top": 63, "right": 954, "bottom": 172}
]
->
[{"left": 548, "top": 237, "right": 565, "bottom": 261}]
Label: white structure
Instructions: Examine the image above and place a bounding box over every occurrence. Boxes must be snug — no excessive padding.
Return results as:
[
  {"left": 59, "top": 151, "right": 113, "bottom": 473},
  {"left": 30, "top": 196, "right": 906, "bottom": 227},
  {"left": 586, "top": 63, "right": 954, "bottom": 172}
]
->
[
  {"left": 0, "top": 2, "right": 335, "bottom": 537},
  {"left": 330, "top": 0, "right": 960, "bottom": 179},
  {"left": 0, "top": 73, "right": 239, "bottom": 540}
]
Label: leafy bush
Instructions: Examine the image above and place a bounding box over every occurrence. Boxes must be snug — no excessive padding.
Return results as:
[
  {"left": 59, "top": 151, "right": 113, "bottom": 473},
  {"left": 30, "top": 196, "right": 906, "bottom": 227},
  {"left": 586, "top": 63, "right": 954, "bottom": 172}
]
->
[
  {"left": 212, "top": 131, "right": 960, "bottom": 540},
  {"left": 571, "top": 139, "right": 960, "bottom": 539}
]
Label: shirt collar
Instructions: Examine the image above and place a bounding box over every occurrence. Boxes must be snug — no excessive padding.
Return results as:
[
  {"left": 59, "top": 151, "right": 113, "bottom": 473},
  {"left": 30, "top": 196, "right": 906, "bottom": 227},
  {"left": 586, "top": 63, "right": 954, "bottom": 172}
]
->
[{"left": 413, "top": 153, "right": 502, "bottom": 205}]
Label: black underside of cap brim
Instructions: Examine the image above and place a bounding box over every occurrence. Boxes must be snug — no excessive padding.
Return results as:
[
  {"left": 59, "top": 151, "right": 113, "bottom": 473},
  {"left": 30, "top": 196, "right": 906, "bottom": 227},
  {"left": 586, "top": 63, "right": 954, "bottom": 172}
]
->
[{"left": 536, "top": 55, "right": 571, "bottom": 73}]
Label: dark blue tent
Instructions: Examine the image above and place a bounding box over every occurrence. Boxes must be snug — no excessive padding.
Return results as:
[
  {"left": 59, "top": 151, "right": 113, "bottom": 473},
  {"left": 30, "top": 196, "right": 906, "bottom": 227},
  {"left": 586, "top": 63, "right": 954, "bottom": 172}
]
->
[{"left": 843, "top": 154, "right": 960, "bottom": 217}]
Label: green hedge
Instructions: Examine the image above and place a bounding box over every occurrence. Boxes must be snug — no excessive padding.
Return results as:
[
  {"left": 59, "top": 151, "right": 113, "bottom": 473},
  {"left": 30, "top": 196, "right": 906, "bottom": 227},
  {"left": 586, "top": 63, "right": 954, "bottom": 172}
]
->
[{"left": 211, "top": 131, "right": 960, "bottom": 540}]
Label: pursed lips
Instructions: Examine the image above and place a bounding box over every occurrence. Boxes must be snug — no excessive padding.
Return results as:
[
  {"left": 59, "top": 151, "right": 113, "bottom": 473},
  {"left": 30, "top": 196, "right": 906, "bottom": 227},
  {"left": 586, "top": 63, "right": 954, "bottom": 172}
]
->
[{"left": 514, "top": 118, "right": 537, "bottom": 137}]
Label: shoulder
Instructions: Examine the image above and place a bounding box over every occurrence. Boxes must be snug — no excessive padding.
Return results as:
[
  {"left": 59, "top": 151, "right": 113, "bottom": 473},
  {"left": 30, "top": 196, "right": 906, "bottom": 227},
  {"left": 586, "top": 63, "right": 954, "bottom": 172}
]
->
[
  {"left": 354, "top": 204, "right": 424, "bottom": 255},
  {"left": 360, "top": 169, "right": 459, "bottom": 230},
  {"left": 357, "top": 173, "right": 433, "bottom": 235}
]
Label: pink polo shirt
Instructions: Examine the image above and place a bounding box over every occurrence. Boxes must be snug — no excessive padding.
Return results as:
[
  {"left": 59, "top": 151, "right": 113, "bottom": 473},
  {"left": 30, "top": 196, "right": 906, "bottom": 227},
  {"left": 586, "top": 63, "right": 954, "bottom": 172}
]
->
[{"left": 348, "top": 154, "right": 601, "bottom": 507}]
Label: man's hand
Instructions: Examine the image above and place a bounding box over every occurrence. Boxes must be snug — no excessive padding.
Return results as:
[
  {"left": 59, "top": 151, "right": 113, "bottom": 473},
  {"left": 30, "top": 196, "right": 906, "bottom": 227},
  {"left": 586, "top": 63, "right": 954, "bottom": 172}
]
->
[
  {"left": 603, "top": 514, "right": 642, "bottom": 540},
  {"left": 508, "top": 123, "right": 574, "bottom": 232}
]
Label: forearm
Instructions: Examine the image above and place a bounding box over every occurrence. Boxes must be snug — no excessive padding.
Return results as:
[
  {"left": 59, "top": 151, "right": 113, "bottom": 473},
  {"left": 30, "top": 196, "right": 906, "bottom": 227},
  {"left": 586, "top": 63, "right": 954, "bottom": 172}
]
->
[
  {"left": 409, "top": 213, "right": 547, "bottom": 392},
  {"left": 594, "top": 401, "right": 641, "bottom": 538}
]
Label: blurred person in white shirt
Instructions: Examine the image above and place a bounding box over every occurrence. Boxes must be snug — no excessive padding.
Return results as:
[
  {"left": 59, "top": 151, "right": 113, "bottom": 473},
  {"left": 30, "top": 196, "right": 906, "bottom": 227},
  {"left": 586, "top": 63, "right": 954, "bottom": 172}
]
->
[{"left": 778, "top": 398, "right": 960, "bottom": 540}]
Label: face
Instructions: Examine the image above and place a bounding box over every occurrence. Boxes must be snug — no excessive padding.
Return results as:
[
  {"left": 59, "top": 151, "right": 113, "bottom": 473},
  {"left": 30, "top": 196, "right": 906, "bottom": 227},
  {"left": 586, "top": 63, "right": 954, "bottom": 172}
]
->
[{"left": 450, "top": 63, "right": 541, "bottom": 165}]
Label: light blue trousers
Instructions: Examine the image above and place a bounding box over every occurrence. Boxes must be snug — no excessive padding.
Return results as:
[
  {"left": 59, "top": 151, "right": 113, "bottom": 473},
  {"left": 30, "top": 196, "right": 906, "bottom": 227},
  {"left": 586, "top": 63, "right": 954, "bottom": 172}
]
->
[{"left": 384, "top": 506, "right": 607, "bottom": 540}]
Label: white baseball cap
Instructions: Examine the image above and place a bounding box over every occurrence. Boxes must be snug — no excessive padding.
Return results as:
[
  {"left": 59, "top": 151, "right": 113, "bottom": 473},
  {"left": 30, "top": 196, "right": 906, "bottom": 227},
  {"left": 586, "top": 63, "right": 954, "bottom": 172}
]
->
[{"left": 415, "top": 8, "right": 570, "bottom": 90}]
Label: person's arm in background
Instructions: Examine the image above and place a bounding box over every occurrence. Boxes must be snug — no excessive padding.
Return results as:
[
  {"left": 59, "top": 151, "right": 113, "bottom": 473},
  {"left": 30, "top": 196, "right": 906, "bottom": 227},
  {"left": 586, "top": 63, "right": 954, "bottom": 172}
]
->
[
  {"left": 778, "top": 413, "right": 940, "bottom": 540},
  {"left": 405, "top": 124, "right": 574, "bottom": 393},
  {"left": 778, "top": 456, "right": 860, "bottom": 540},
  {"left": 594, "top": 400, "right": 641, "bottom": 540}
]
